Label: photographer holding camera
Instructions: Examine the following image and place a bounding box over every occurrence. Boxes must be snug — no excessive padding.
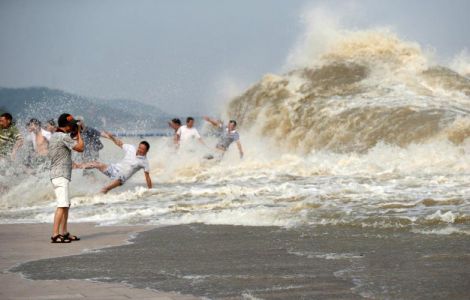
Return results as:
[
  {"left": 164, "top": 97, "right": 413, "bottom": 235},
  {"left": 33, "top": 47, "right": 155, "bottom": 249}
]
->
[{"left": 48, "top": 113, "right": 84, "bottom": 243}]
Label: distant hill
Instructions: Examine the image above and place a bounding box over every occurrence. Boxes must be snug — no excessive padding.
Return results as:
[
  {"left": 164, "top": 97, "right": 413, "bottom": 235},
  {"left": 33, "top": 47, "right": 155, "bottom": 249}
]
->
[
  {"left": 0, "top": 87, "right": 170, "bottom": 132},
  {"left": 103, "top": 98, "right": 170, "bottom": 122}
]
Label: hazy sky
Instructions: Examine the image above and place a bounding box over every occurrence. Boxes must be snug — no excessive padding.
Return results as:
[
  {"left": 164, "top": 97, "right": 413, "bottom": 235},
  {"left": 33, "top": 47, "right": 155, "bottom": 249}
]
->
[{"left": 0, "top": 0, "right": 469, "bottom": 115}]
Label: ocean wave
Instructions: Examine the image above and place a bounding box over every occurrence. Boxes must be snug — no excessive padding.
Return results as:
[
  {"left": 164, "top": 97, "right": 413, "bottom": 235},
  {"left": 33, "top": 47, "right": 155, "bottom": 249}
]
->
[{"left": 1, "top": 26, "right": 469, "bottom": 236}]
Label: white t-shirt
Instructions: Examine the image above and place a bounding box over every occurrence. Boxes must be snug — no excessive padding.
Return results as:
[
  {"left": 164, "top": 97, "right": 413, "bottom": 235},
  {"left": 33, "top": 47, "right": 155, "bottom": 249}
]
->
[
  {"left": 29, "top": 129, "right": 52, "bottom": 150},
  {"left": 176, "top": 125, "right": 201, "bottom": 143},
  {"left": 112, "top": 144, "right": 150, "bottom": 181}
]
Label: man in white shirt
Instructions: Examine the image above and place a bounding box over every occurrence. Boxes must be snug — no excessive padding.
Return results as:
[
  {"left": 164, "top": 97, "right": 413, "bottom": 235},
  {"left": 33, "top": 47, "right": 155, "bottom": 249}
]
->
[
  {"left": 176, "top": 117, "right": 206, "bottom": 150},
  {"left": 75, "top": 131, "right": 152, "bottom": 194}
]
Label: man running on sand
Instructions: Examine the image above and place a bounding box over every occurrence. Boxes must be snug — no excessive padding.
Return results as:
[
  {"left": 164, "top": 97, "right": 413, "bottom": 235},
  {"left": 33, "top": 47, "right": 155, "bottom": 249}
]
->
[{"left": 75, "top": 131, "right": 152, "bottom": 194}]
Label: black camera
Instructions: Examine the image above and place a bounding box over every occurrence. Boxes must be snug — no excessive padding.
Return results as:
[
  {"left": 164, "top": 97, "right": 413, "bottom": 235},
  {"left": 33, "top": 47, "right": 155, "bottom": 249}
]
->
[{"left": 70, "top": 123, "right": 81, "bottom": 138}]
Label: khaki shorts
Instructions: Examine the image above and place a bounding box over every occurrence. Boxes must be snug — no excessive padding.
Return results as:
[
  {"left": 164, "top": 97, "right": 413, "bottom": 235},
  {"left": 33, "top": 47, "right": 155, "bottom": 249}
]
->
[{"left": 51, "top": 177, "right": 71, "bottom": 208}]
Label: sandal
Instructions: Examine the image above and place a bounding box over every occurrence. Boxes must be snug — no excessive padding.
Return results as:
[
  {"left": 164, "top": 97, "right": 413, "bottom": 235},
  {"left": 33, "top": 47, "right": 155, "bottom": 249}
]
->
[
  {"left": 51, "top": 234, "right": 71, "bottom": 243},
  {"left": 63, "top": 232, "right": 80, "bottom": 241}
]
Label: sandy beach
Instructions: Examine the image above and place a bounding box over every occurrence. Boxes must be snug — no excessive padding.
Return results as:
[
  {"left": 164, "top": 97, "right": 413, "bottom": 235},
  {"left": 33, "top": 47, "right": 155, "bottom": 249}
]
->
[
  {"left": 5, "top": 223, "right": 470, "bottom": 299},
  {"left": 0, "top": 223, "right": 199, "bottom": 300}
]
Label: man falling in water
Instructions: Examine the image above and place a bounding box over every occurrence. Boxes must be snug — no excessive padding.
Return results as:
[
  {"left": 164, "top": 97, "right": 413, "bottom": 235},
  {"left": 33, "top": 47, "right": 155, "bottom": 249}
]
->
[
  {"left": 203, "top": 116, "right": 244, "bottom": 159},
  {"left": 75, "top": 131, "right": 152, "bottom": 194}
]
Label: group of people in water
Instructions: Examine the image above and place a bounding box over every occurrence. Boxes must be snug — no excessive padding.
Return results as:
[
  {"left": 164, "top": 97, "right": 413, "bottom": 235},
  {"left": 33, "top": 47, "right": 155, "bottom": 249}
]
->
[{"left": 0, "top": 111, "right": 243, "bottom": 243}]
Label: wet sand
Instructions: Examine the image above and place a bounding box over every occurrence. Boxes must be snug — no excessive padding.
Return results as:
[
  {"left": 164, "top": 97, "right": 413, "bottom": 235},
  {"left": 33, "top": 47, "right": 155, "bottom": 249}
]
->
[
  {"left": 0, "top": 223, "right": 199, "bottom": 300},
  {"left": 9, "top": 224, "right": 470, "bottom": 299}
]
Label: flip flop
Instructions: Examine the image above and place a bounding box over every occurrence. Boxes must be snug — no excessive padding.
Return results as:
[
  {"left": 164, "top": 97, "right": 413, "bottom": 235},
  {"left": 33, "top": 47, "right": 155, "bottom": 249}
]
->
[
  {"left": 63, "top": 232, "right": 80, "bottom": 241},
  {"left": 51, "top": 234, "right": 71, "bottom": 243}
]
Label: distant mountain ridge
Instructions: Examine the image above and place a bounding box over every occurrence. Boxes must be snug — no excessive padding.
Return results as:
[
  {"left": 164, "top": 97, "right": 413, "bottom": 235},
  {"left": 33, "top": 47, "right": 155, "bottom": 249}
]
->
[{"left": 0, "top": 87, "right": 170, "bottom": 131}]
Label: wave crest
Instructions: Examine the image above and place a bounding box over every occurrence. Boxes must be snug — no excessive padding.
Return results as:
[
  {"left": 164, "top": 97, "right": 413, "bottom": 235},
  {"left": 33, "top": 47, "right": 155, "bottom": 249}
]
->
[{"left": 228, "top": 30, "right": 470, "bottom": 153}]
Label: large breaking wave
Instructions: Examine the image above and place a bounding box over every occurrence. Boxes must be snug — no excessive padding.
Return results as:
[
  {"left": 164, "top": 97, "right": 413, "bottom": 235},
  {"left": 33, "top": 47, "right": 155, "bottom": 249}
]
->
[{"left": 227, "top": 29, "right": 470, "bottom": 153}]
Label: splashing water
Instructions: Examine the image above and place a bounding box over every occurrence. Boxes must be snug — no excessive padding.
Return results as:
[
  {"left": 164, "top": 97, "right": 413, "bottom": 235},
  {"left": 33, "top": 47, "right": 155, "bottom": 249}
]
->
[{"left": 1, "top": 27, "right": 469, "bottom": 236}]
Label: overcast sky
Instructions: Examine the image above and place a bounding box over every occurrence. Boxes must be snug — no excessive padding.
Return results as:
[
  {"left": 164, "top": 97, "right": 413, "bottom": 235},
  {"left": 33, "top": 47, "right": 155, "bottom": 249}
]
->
[{"left": 0, "top": 0, "right": 468, "bottom": 115}]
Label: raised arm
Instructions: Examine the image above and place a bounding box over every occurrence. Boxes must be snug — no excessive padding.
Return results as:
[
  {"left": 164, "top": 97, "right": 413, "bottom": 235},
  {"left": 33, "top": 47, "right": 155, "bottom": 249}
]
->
[
  {"left": 73, "top": 130, "right": 84, "bottom": 152},
  {"left": 144, "top": 172, "right": 152, "bottom": 189},
  {"left": 203, "top": 116, "right": 222, "bottom": 128},
  {"left": 102, "top": 131, "right": 123, "bottom": 148}
]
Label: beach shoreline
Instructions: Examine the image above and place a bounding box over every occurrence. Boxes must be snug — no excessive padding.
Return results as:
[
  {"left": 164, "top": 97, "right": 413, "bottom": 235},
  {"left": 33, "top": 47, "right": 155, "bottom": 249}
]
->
[
  {"left": 7, "top": 223, "right": 470, "bottom": 299},
  {"left": 0, "top": 222, "right": 199, "bottom": 300}
]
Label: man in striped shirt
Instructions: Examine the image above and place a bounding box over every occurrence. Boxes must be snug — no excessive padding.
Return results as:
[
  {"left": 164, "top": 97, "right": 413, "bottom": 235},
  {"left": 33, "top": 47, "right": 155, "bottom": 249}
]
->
[{"left": 203, "top": 116, "right": 244, "bottom": 159}]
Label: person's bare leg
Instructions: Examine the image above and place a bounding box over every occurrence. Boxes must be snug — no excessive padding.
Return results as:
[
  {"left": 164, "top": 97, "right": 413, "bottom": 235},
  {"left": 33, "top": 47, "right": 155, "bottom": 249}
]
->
[
  {"left": 101, "top": 179, "right": 122, "bottom": 194},
  {"left": 61, "top": 207, "right": 69, "bottom": 235},
  {"left": 53, "top": 207, "right": 66, "bottom": 236},
  {"left": 77, "top": 161, "right": 108, "bottom": 172}
]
